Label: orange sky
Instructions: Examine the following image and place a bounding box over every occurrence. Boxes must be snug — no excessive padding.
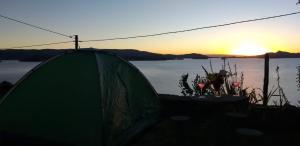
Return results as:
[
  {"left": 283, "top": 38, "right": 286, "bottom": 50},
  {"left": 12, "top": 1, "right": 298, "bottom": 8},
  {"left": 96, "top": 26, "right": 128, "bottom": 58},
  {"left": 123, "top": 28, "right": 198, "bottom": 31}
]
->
[
  {"left": 0, "top": 1, "right": 299, "bottom": 55},
  {"left": 78, "top": 23, "right": 300, "bottom": 55}
]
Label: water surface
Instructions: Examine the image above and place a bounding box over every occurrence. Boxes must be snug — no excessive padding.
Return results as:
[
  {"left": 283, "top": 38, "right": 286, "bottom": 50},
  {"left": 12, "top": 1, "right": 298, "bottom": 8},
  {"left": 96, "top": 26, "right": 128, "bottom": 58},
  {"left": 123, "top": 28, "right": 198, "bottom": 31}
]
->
[
  {"left": 131, "top": 58, "right": 300, "bottom": 105},
  {"left": 1, "top": 58, "right": 299, "bottom": 105}
]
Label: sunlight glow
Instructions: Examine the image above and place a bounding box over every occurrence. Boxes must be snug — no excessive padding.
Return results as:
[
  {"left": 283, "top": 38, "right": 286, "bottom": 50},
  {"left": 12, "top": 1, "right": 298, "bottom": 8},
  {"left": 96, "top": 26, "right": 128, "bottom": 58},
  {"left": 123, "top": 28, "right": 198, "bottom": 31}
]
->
[{"left": 230, "top": 41, "right": 269, "bottom": 56}]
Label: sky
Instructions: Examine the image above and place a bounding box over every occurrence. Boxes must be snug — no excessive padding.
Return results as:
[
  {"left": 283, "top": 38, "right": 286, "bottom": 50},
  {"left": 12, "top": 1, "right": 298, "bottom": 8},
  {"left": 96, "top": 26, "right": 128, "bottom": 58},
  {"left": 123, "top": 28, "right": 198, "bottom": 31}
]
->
[{"left": 0, "top": 0, "right": 299, "bottom": 55}]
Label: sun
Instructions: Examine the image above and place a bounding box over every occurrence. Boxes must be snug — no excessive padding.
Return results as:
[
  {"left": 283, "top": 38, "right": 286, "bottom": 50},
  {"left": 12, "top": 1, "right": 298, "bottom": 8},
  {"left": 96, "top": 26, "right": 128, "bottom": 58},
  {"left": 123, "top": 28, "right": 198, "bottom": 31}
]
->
[{"left": 230, "top": 42, "right": 269, "bottom": 56}]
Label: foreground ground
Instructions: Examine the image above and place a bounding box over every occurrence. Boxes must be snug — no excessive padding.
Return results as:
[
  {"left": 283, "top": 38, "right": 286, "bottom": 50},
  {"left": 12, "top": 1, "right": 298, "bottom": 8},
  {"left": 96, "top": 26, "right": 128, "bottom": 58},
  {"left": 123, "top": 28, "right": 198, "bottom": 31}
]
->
[{"left": 131, "top": 94, "right": 300, "bottom": 146}]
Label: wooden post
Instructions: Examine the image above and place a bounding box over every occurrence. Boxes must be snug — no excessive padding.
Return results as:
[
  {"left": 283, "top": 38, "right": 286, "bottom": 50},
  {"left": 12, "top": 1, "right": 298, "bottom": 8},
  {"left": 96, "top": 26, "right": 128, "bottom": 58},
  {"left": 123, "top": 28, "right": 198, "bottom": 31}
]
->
[
  {"left": 75, "top": 35, "right": 79, "bottom": 50},
  {"left": 263, "top": 53, "right": 269, "bottom": 106}
]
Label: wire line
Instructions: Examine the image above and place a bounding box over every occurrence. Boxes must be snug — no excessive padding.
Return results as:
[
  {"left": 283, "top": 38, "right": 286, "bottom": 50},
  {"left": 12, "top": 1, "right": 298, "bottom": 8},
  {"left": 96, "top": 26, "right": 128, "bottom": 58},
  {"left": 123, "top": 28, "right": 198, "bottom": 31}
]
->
[
  {"left": 2, "top": 41, "right": 74, "bottom": 49},
  {"left": 2, "top": 11, "right": 300, "bottom": 49},
  {"left": 0, "top": 14, "right": 73, "bottom": 38},
  {"left": 81, "top": 11, "right": 300, "bottom": 43}
]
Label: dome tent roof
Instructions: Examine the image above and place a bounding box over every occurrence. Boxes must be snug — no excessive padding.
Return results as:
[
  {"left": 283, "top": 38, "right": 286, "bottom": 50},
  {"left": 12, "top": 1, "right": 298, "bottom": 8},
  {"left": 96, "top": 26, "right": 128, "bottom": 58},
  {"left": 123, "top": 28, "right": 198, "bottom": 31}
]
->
[{"left": 0, "top": 50, "right": 160, "bottom": 146}]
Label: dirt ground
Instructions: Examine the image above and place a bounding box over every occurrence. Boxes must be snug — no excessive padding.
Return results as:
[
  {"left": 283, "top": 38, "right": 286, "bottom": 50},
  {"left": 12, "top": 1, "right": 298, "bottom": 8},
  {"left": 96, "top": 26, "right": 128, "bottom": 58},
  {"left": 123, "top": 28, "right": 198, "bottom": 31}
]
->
[{"left": 130, "top": 94, "right": 300, "bottom": 146}]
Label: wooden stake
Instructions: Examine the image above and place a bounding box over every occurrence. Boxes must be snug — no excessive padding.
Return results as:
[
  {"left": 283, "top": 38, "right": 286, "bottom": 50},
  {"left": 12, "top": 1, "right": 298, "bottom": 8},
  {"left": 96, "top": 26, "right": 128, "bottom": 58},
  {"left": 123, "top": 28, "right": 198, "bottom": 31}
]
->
[
  {"left": 263, "top": 53, "right": 269, "bottom": 106},
  {"left": 75, "top": 35, "right": 78, "bottom": 50}
]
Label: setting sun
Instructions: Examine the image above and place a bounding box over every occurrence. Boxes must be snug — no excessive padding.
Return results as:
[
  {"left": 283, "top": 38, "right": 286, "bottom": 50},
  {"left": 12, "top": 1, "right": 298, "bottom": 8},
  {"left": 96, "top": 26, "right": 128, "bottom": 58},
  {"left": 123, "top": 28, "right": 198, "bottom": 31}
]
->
[{"left": 230, "top": 41, "right": 270, "bottom": 56}]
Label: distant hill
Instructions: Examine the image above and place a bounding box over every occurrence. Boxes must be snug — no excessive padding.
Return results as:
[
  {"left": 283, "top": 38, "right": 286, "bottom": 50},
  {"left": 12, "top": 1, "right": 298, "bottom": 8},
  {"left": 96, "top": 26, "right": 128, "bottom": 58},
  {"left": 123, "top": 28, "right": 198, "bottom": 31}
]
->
[
  {"left": 101, "top": 49, "right": 208, "bottom": 60},
  {"left": 208, "top": 51, "right": 300, "bottom": 58},
  {"left": 257, "top": 51, "right": 300, "bottom": 58},
  {"left": 1, "top": 49, "right": 297, "bottom": 61},
  {"left": 0, "top": 49, "right": 66, "bottom": 61},
  {"left": 0, "top": 48, "right": 208, "bottom": 61}
]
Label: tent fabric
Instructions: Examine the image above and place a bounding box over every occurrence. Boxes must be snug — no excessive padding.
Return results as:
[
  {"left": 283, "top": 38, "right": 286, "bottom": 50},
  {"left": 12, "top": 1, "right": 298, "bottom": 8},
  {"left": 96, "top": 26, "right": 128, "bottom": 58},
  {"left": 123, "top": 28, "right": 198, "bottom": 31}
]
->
[{"left": 0, "top": 50, "right": 160, "bottom": 146}]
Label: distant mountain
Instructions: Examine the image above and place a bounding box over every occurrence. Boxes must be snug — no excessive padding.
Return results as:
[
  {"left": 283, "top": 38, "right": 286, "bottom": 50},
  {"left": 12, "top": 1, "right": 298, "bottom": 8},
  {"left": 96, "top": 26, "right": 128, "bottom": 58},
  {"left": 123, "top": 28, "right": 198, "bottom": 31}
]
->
[
  {"left": 0, "top": 49, "right": 65, "bottom": 61},
  {"left": 0, "top": 48, "right": 208, "bottom": 61},
  {"left": 99, "top": 49, "right": 208, "bottom": 60},
  {"left": 258, "top": 51, "right": 300, "bottom": 58},
  {"left": 208, "top": 51, "right": 300, "bottom": 58},
  {"left": 2, "top": 49, "right": 297, "bottom": 61}
]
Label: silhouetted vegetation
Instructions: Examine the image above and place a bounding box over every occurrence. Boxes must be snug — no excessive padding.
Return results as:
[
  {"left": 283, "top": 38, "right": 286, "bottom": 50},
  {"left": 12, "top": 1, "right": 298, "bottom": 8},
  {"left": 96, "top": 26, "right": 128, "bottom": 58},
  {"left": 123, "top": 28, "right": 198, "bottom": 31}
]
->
[
  {"left": 179, "top": 59, "right": 245, "bottom": 97},
  {"left": 297, "top": 66, "right": 300, "bottom": 91},
  {"left": 247, "top": 66, "right": 289, "bottom": 107},
  {"left": 178, "top": 60, "right": 291, "bottom": 107},
  {"left": 178, "top": 74, "right": 194, "bottom": 96}
]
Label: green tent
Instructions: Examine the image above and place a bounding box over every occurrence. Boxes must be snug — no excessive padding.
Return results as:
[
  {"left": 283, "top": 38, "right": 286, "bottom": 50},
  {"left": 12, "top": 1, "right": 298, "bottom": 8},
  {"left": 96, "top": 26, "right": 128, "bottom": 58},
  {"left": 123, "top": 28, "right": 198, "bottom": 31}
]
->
[{"left": 0, "top": 50, "right": 160, "bottom": 146}]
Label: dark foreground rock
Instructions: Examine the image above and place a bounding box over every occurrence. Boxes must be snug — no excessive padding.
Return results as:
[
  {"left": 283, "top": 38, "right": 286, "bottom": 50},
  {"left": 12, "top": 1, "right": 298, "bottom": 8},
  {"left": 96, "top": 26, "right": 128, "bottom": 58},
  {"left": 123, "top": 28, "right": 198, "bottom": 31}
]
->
[{"left": 129, "top": 94, "right": 300, "bottom": 146}]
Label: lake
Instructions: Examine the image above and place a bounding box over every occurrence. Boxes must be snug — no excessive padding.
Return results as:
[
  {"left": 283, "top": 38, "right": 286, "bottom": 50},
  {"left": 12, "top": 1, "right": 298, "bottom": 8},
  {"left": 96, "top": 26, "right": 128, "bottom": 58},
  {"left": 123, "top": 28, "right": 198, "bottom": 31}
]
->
[
  {"left": 131, "top": 58, "right": 300, "bottom": 105},
  {"left": 1, "top": 58, "right": 300, "bottom": 105}
]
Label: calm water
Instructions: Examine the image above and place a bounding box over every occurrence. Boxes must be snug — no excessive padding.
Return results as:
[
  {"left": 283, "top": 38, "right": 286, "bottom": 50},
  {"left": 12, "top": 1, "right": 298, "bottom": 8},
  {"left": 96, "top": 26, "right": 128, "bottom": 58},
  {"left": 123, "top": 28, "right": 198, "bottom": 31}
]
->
[
  {"left": 0, "top": 60, "right": 40, "bottom": 83},
  {"left": 131, "top": 58, "right": 300, "bottom": 105},
  {"left": 1, "top": 58, "right": 300, "bottom": 105}
]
